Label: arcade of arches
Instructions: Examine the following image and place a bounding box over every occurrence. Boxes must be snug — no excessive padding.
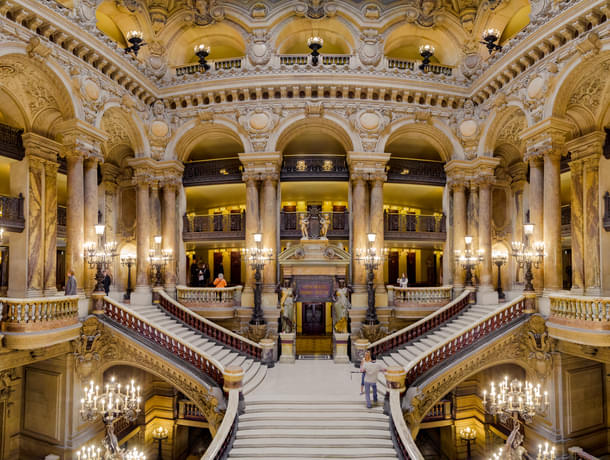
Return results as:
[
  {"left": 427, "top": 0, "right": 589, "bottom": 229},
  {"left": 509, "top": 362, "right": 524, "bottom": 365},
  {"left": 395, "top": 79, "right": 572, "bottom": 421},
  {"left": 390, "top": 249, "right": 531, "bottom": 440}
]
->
[{"left": 0, "top": 0, "right": 609, "bottom": 459}]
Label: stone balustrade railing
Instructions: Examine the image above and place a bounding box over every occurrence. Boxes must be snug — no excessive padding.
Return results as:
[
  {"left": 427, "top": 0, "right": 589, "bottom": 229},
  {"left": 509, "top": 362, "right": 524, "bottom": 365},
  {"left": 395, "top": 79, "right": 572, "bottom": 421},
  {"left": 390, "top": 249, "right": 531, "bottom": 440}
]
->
[
  {"left": 368, "top": 290, "right": 471, "bottom": 357},
  {"left": 202, "top": 389, "right": 239, "bottom": 460},
  {"left": 422, "top": 400, "right": 452, "bottom": 422},
  {"left": 387, "top": 286, "right": 453, "bottom": 307},
  {"left": 177, "top": 285, "right": 243, "bottom": 307},
  {"left": 158, "top": 289, "right": 262, "bottom": 360},
  {"left": 568, "top": 447, "right": 600, "bottom": 460},
  {"left": 549, "top": 294, "right": 610, "bottom": 329},
  {"left": 392, "top": 295, "right": 526, "bottom": 459},
  {"left": 179, "top": 399, "right": 206, "bottom": 421},
  {"left": 0, "top": 295, "right": 80, "bottom": 332},
  {"left": 103, "top": 296, "right": 225, "bottom": 387}
]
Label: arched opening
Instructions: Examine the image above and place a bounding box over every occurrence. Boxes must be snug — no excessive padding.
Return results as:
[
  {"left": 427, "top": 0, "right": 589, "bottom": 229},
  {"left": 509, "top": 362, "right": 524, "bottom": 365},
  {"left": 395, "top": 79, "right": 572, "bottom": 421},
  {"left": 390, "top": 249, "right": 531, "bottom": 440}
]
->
[{"left": 275, "top": 17, "right": 354, "bottom": 55}]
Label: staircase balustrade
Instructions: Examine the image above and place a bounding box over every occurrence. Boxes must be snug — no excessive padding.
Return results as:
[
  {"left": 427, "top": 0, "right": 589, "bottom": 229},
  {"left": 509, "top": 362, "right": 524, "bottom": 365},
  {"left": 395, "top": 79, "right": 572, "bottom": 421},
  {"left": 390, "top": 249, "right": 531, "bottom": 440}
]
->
[
  {"left": 422, "top": 399, "right": 451, "bottom": 422},
  {"left": 202, "top": 389, "right": 239, "bottom": 460},
  {"left": 549, "top": 294, "right": 610, "bottom": 328},
  {"left": 390, "top": 391, "right": 424, "bottom": 460},
  {"left": 568, "top": 447, "right": 600, "bottom": 460},
  {"left": 158, "top": 290, "right": 262, "bottom": 360},
  {"left": 369, "top": 291, "right": 471, "bottom": 357},
  {"left": 388, "top": 286, "right": 453, "bottom": 307},
  {"left": 0, "top": 295, "right": 79, "bottom": 332},
  {"left": 179, "top": 399, "right": 206, "bottom": 421},
  {"left": 177, "top": 285, "right": 242, "bottom": 307},
  {"left": 102, "top": 297, "right": 225, "bottom": 387}
]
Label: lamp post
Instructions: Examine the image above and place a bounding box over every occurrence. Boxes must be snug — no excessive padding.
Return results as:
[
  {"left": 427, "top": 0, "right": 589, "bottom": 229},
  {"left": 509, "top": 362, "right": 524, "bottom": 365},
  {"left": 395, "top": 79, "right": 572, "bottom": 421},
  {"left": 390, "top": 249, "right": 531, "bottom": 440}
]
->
[
  {"left": 194, "top": 43, "right": 211, "bottom": 71},
  {"left": 80, "top": 376, "right": 142, "bottom": 459},
  {"left": 511, "top": 223, "right": 545, "bottom": 292},
  {"left": 459, "top": 426, "right": 476, "bottom": 460},
  {"left": 455, "top": 236, "right": 483, "bottom": 287},
  {"left": 149, "top": 236, "right": 173, "bottom": 287},
  {"left": 243, "top": 233, "right": 273, "bottom": 325},
  {"left": 84, "top": 223, "right": 118, "bottom": 294},
  {"left": 356, "top": 233, "right": 384, "bottom": 325},
  {"left": 307, "top": 36, "right": 323, "bottom": 66},
  {"left": 151, "top": 426, "right": 168, "bottom": 460},
  {"left": 492, "top": 250, "right": 508, "bottom": 300},
  {"left": 121, "top": 253, "right": 136, "bottom": 301}
]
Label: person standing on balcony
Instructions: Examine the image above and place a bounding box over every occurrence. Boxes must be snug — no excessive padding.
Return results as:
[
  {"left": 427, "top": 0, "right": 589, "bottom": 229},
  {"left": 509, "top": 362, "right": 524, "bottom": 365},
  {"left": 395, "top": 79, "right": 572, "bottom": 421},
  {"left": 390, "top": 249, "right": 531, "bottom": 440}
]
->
[
  {"left": 65, "top": 270, "right": 77, "bottom": 295},
  {"left": 214, "top": 261, "right": 224, "bottom": 280},
  {"left": 190, "top": 256, "right": 199, "bottom": 286},
  {"left": 213, "top": 273, "right": 227, "bottom": 288},
  {"left": 202, "top": 263, "right": 210, "bottom": 286},
  {"left": 398, "top": 273, "right": 408, "bottom": 288}
]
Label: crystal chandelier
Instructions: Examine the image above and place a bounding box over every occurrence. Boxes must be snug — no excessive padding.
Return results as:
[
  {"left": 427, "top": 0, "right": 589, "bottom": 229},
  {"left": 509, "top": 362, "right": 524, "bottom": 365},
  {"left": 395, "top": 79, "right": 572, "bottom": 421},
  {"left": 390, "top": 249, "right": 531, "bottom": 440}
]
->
[
  {"left": 77, "top": 446, "right": 145, "bottom": 460},
  {"left": 483, "top": 376, "right": 549, "bottom": 424},
  {"left": 537, "top": 442, "right": 556, "bottom": 460}
]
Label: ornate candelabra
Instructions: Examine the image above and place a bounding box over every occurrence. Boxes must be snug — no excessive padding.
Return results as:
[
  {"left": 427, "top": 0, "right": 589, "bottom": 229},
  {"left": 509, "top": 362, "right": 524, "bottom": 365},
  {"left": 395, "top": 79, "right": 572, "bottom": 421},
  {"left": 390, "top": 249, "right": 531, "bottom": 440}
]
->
[
  {"left": 242, "top": 233, "right": 273, "bottom": 325},
  {"left": 492, "top": 250, "right": 508, "bottom": 300},
  {"left": 419, "top": 44, "right": 435, "bottom": 71},
  {"left": 77, "top": 446, "right": 145, "bottom": 460},
  {"left": 511, "top": 223, "right": 545, "bottom": 292},
  {"left": 84, "top": 223, "right": 118, "bottom": 294},
  {"left": 80, "top": 377, "right": 142, "bottom": 459},
  {"left": 481, "top": 28, "right": 502, "bottom": 54},
  {"left": 149, "top": 236, "right": 173, "bottom": 287},
  {"left": 355, "top": 233, "right": 385, "bottom": 325},
  {"left": 120, "top": 253, "right": 136, "bottom": 301},
  {"left": 307, "top": 36, "right": 323, "bottom": 66},
  {"left": 125, "top": 30, "right": 146, "bottom": 56},
  {"left": 194, "top": 43, "right": 211, "bottom": 71},
  {"left": 537, "top": 442, "right": 556, "bottom": 460},
  {"left": 455, "top": 236, "right": 483, "bottom": 287},
  {"left": 459, "top": 426, "right": 476, "bottom": 460},
  {"left": 152, "top": 426, "right": 169, "bottom": 460}
]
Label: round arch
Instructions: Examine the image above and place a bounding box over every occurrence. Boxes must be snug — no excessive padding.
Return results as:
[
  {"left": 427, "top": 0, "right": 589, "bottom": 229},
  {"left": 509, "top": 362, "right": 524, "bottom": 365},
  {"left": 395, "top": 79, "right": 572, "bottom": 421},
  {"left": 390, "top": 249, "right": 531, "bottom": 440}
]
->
[
  {"left": 380, "top": 120, "right": 461, "bottom": 162},
  {"left": 480, "top": 104, "right": 529, "bottom": 154},
  {"left": 271, "top": 115, "right": 357, "bottom": 154},
  {"left": 273, "top": 16, "right": 357, "bottom": 55},
  {"left": 97, "top": 103, "right": 149, "bottom": 158}
]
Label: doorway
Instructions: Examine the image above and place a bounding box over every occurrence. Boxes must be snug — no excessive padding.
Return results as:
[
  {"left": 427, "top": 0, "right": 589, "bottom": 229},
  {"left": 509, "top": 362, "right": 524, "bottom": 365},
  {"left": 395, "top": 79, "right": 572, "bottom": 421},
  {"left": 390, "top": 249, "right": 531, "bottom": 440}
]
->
[
  {"left": 302, "top": 303, "right": 325, "bottom": 335},
  {"left": 407, "top": 252, "right": 416, "bottom": 284},
  {"left": 230, "top": 251, "right": 241, "bottom": 285},
  {"left": 388, "top": 251, "right": 399, "bottom": 285},
  {"left": 213, "top": 252, "right": 224, "bottom": 280}
]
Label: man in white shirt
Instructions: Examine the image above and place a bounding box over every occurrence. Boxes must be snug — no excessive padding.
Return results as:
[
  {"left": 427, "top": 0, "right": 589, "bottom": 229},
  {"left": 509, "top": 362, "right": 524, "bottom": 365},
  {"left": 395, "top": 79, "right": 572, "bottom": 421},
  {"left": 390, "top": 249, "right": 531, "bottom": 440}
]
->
[
  {"left": 398, "top": 273, "right": 408, "bottom": 288},
  {"left": 363, "top": 354, "right": 387, "bottom": 408}
]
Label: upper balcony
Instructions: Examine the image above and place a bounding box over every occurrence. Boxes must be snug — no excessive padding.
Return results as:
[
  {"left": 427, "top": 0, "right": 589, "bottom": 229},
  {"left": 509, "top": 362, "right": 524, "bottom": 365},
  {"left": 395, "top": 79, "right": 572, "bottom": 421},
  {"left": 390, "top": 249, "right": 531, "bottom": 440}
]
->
[
  {"left": 0, "top": 194, "right": 25, "bottom": 233},
  {"left": 183, "top": 212, "right": 245, "bottom": 242},
  {"left": 384, "top": 212, "right": 446, "bottom": 242},
  {"left": 280, "top": 210, "right": 349, "bottom": 240},
  {"left": 386, "top": 159, "right": 446, "bottom": 186},
  {"left": 183, "top": 159, "right": 243, "bottom": 187},
  {"left": 0, "top": 123, "right": 24, "bottom": 162},
  {"left": 548, "top": 294, "right": 610, "bottom": 347},
  {"left": 280, "top": 156, "right": 349, "bottom": 182}
]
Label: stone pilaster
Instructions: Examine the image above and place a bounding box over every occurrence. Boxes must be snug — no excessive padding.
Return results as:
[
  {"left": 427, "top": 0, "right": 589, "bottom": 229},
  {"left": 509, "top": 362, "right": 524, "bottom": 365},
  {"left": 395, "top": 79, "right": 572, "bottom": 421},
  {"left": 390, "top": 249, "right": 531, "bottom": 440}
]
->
[
  {"left": 44, "top": 161, "right": 59, "bottom": 295},
  {"left": 568, "top": 159, "right": 584, "bottom": 293},
  {"left": 528, "top": 156, "right": 544, "bottom": 291},
  {"left": 468, "top": 181, "right": 479, "bottom": 251},
  {"left": 478, "top": 177, "right": 497, "bottom": 304},
  {"left": 262, "top": 172, "right": 279, "bottom": 292},
  {"left": 351, "top": 174, "right": 368, "bottom": 288},
  {"left": 509, "top": 163, "right": 527, "bottom": 289},
  {"left": 369, "top": 174, "right": 386, "bottom": 300},
  {"left": 242, "top": 174, "right": 259, "bottom": 307},
  {"left": 451, "top": 181, "right": 467, "bottom": 289},
  {"left": 150, "top": 181, "right": 162, "bottom": 239},
  {"left": 583, "top": 156, "right": 601, "bottom": 294},
  {"left": 162, "top": 181, "right": 179, "bottom": 294},
  {"left": 84, "top": 157, "right": 100, "bottom": 292}
]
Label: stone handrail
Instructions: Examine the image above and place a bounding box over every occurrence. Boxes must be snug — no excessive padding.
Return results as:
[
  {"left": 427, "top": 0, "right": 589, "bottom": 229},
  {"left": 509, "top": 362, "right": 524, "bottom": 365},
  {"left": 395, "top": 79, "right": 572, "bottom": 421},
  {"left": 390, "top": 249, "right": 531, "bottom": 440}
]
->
[
  {"left": 102, "top": 296, "right": 225, "bottom": 387},
  {"left": 177, "top": 285, "right": 242, "bottom": 306},
  {"left": 202, "top": 389, "right": 239, "bottom": 460},
  {"left": 390, "top": 390, "right": 424, "bottom": 460},
  {"left": 369, "top": 290, "right": 471, "bottom": 356},
  {"left": 568, "top": 447, "right": 600, "bottom": 460},
  {"left": 387, "top": 286, "right": 453, "bottom": 306},
  {"left": 395, "top": 296, "right": 526, "bottom": 459},
  {"left": 158, "top": 289, "right": 262, "bottom": 360},
  {"left": 549, "top": 294, "right": 610, "bottom": 328},
  {"left": 0, "top": 295, "right": 80, "bottom": 332}
]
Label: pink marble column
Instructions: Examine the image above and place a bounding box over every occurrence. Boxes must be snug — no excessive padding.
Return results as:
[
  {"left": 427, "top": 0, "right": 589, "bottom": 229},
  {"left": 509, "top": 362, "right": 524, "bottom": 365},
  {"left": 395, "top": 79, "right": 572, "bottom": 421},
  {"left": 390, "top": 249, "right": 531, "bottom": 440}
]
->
[
  {"left": 478, "top": 180, "right": 493, "bottom": 290},
  {"left": 583, "top": 155, "right": 601, "bottom": 294},
  {"left": 44, "top": 161, "right": 59, "bottom": 294},
  {"left": 569, "top": 160, "right": 584, "bottom": 293},
  {"left": 369, "top": 176, "right": 385, "bottom": 288},
  {"left": 262, "top": 174, "right": 278, "bottom": 289},
  {"left": 83, "top": 157, "right": 99, "bottom": 292},
  {"left": 66, "top": 152, "right": 85, "bottom": 293},
  {"left": 543, "top": 152, "right": 562, "bottom": 291},
  {"left": 452, "top": 182, "right": 467, "bottom": 288},
  {"left": 26, "top": 158, "right": 44, "bottom": 296},
  {"left": 162, "top": 183, "right": 177, "bottom": 291},
  {"left": 244, "top": 176, "right": 259, "bottom": 291},
  {"left": 135, "top": 179, "right": 151, "bottom": 289},
  {"left": 468, "top": 182, "right": 479, "bottom": 250},
  {"left": 351, "top": 176, "right": 367, "bottom": 286},
  {"left": 529, "top": 157, "right": 544, "bottom": 290},
  {"left": 150, "top": 182, "right": 161, "bottom": 239}
]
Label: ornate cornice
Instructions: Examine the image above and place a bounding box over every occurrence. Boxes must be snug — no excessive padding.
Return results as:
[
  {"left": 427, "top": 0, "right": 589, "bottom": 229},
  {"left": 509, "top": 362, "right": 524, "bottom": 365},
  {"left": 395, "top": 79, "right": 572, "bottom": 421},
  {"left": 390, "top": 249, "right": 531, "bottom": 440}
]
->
[
  {"left": 521, "top": 117, "right": 574, "bottom": 161},
  {"left": 565, "top": 130, "right": 606, "bottom": 161}
]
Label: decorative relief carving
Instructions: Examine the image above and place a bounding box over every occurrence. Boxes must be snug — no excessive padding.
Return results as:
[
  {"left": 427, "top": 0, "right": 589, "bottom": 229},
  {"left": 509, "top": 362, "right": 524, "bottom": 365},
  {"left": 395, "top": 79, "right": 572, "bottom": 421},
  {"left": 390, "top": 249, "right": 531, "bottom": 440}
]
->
[
  {"left": 358, "top": 30, "right": 383, "bottom": 67},
  {"left": 247, "top": 30, "right": 272, "bottom": 66},
  {"left": 520, "top": 314, "right": 554, "bottom": 382}
]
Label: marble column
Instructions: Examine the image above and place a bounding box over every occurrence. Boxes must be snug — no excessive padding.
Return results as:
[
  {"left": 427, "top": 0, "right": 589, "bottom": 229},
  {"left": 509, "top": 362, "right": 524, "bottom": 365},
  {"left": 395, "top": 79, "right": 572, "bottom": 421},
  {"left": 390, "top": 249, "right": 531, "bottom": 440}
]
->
[
  {"left": 442, "top": 187, "right": 453, "bottom": 286},
  {"left": 351, "top": 176, "right": 367, "bottom": 287},
  {"left": 26, "top": 158, "right": 45, "bottom": 296},
  {"left": 369, "top": 176, "right": 385, "bottom": 290},
  {"left": 478, "top": 180, "right": 496, "bottom": 303},
  {"left": 510, "top": 172, "right": 525, "bottom": 288},
  {"left": 65, "top": 152, "right": 85, "bottom": 293},
  {"left": 529, "top": 157, "right": 544, "bottom": 290},
  {"left": 262, "top": 174, "right": 278, "bottom": 290},
  {"left": 103, "top": 179, "right": 120, "bottom": 297},
  {"left": 162, "top": 182, "right": 178, "bottom": 293},
  {"left": 44, "top": 161, "right": 59, "bottom": 295},
  {"left": 569, "top": 160, "right": 584, "bottom": 293},
  {"left": 452, "top": 182, "right": 467, "bottom": 289},
  {"left": 134, "top": 178, "right": 151, "bottom": 299},
  {"left": 150, "top": 182, "right": 162, "bottom": 239},
  {"left": 543, "top": 152, "right": 562, "bottom": 291},
  {"left": 468, "top": 182, "right": 479, "bottom": 248},
  {"left": 83, "top": 157, "right": 99, "bottom": 292},
  {"left": 583, "top": 155, "right": 601, "bottom": 294},
  {"left": 244, "top": 176, "right": 259, "bottom": 296}
]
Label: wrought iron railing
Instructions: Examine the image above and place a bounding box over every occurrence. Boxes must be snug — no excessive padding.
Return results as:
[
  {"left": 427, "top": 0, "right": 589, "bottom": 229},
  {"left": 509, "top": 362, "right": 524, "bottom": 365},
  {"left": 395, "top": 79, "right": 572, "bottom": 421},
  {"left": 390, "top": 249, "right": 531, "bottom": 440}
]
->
[
  {"left": 279, "top": 210, "right": 349, "bottom": 239},
  {"left": 183, "top": 159, "right": 243, "bottom": 186},
  {"left": 386, "top": 159, "right": 446, "bottom": 186},
  {"left": 561, "top": 204, "right": 571, "bottom": 236},
  {"left": 0, "top": 123, "right": 24, "bottom": 161},
  {"left": 183, "top": 212, "right": 245, "bottom": 241},
  {"left": 280, "top": 156, "right": 349, "bottom": 181},
  {"left": 0, "top": 194, "right": 25, "bottom": 232},
  {"left": 384, "top": 212, "right": 446, "bottom": 240}
]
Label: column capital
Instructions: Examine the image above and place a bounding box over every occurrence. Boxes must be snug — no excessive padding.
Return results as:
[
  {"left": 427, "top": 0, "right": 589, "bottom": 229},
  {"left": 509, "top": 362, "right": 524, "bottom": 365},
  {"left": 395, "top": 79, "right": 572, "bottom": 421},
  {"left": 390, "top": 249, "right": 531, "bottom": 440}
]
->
[
  {"left": 101, "top": 163, "right": 121, "bottom": 184},
  {"left": 347, "top": 151, "right": 389, "bottom": 178},
  {"left": 22, "top": 132, "right": 62, "bottom": 163},
  {"left": 521, "top": 117, "right": 573, "bottom": 161},
  {"left": 263, "top": 172, "right": 279, "bottom": 184},
  {"left": 566, "top": 131, "right": 605, "bottom": 161},
  {"left": 239, "top": 152, "right": 281, "bottom": 180},
  {"left": 58, "top": 119, "right": 106, "bottom": 162}
]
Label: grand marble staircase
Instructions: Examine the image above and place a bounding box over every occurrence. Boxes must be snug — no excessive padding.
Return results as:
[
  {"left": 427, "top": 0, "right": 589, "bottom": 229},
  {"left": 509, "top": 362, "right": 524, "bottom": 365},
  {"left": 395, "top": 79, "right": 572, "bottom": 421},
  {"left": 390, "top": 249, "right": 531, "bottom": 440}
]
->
[{"left": 129, "top": 303, "right": 267, "bottom": 395}]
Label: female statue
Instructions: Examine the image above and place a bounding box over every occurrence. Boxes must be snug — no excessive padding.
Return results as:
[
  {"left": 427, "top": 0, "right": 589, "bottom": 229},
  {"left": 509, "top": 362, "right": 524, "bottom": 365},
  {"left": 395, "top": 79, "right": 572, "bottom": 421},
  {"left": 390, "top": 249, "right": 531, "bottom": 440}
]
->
[
  {"left": 332, "top": 279, "right": 352, "bottom": 333},
  {"left": 277, "top": 280, "right": 295, "bottom": 333}
]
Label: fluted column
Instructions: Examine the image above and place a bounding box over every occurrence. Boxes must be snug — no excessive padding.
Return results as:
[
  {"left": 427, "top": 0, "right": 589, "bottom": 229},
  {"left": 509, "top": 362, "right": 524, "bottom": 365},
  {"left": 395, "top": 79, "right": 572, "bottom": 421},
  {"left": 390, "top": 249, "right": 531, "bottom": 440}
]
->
[
  {"left": 528, "top": 157, "right": 544, "bottom": 290},
  {"left": 262, "top": 174, "right": 278, "bottom": 289},
  {"left": 162, "top": 182, "right": 178, "bottom": 293},
  {"left": 478, "top": 179, "right": 495, "bottom": 301},
  {"left": 583, "top": 155, "right": 601, "bottom": 294},
  {"left": 84, "top": 157, "right": 99, "bottom": 292},
  {"left": 569, "top": 159, "right": 584, "bottom": 293},
  {"left": 135, "top": 178, "right": 151, "bottom": 291},
  {"left": 65, "top": 152, "right": 85, "bottom": 294},
  {"left": 369, "top": 175, "right": 385, "bottom": 290},
  {"left": 543, "top": 151, "right": 562, "bottom": 291},
  {"left": 44, "top": 161, "right": 59, "bottom": 295},
  {"left": 244, "top": 175, "right": 260, "bottom": 293},
  {"left": 351, "top": 175, "right": 367, "bottom": 286},
  {"left": 452, "top": 182, "right": 467, "bottom": 289}
]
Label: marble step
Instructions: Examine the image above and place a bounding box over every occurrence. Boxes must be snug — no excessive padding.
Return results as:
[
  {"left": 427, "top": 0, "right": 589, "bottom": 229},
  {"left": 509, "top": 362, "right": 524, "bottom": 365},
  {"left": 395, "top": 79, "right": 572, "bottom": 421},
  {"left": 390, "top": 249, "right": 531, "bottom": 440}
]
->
[
  {"left": 239, "top": 412, "right": 388, "bottom": 423},
  {"left": 244, "top": 403, "right": 385, "bottom": 414},
  {"left": 232, "top": 438, "right": 394, "bottom": 449},
  {"left": 235, "top": 428, "right": 392, "bottom": 440},
  {"left": 237, "top": 419, "right": 390, "bottom": 431},
  {"left": 228, "top": 447, "right": 398, "bottom": 458}
]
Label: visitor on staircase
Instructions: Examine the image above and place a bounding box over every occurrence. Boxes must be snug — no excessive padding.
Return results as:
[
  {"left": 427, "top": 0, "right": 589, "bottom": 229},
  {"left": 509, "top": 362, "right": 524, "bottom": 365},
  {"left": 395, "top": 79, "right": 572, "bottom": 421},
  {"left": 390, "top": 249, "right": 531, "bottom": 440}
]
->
[
  {"left": 363, "top": 353, "right": 387, "bottom": 409},
  {"left": 360, "top": 350, "right": 372, "bottom": 395}
]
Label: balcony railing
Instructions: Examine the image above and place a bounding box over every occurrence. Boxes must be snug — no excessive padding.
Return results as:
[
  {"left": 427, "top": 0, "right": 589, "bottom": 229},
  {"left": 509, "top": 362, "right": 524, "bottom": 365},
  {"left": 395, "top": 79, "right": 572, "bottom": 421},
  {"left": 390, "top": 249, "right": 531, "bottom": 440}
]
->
[
  {"left": 175, "top": 58, "right": 244, "bottom": 76},
  {"left": 179, "top": 399, "right": 206, "bottom": 422},
  {"left": 386, "top": 159, "right": 446, "bottom": 186},
  {"left": 280, "top": 210, "right": 349, "bottom": 240},
  {"left": 176, "top": 285, "right": 242, "bottom": 320},
  {"left": 0, "top": 295, "right": 79, "bottom": 332},
  {"left": 0, "top": 123, "right": 24, "bottom": 161},
  {"left": 280, "top": 156, "right": 349, "bottom": 181},
  {"left": 549, "top": 295, "right": 610, "bottom": 331},
  {"left": 384, "top": 212, "right": 446, "bottom": 240},
  {"left": 183, "top": 159, "right": 243, "bottom": 187},
  {"left": 387, "top": 286, "right": 453, "bottom": 319},
  {"left": 0, "top": 194, "right": 25, "bottom": 233},
  {"left": 183, "top": 212, "right": 245, "bottom": 241},
  {"left": 386, "top": 57, "right": 453, "bottom": 76},
  {"left": 422, "top": 400, "right": 452, "bottom": 422}
]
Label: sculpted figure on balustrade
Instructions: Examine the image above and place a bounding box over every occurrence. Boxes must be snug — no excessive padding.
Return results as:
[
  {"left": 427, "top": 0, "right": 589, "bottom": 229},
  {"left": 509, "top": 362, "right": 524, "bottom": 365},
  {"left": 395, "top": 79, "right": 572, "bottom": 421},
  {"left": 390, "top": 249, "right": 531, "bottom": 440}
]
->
[
  {"left": 277, "top": 280, "right": 296, "bottom": 333},
  {"left": 333, "top": 279, "right": 352, "bottom": 333}
]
